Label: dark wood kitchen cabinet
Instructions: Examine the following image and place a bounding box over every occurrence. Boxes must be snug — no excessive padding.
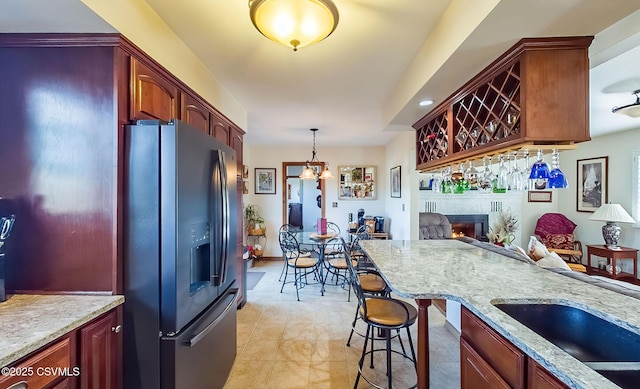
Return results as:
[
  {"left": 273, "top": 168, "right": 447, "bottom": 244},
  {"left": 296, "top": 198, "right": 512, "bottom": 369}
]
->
[
  {"left": 0, "top": 308, "right": 121, "bottom": 389},
  {"left": 211, "top": 113, "right": 231, "bottom": 144},
  {"left": 0, "top": 336, "right": 74, "bottom": 389},
  {"left": 80, "top": 310, "right": 119, "bottom": 389},
  {"left": 460, "top": 337, "right": 510, "bottom": 389},
  {"left": 414, "top": 36, "right": 593, "bottom": 170},
  {"left": 461, "top": 307, "right": 568, "bottom": 389},
  {"left": 0, "top": 33, "right": 244, "bottom": 298},
  {"left": 180, "top": 93, "right": 210, "bottom": 134},
  {"left": 130, "top": 56, "right": 179, "bottom": 121}
]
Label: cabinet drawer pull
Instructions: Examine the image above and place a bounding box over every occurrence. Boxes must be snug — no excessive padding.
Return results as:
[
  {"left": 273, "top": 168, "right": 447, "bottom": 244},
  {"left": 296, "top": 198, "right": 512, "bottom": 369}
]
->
[
  {"left": 7, "top": 381, "right": 28, "bottom": 389},
  {"left": 111, "top": 325, "right": 122, "bottom": 333}
]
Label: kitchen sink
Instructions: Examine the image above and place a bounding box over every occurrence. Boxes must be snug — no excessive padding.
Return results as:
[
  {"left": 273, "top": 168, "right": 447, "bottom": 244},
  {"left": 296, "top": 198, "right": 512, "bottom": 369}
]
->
[{"left": 494, "top": 303, "right": 640, "bottom": 388}]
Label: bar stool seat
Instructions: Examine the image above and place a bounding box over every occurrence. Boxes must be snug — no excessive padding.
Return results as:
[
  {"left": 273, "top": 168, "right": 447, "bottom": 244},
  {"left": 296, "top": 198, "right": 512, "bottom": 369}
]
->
[
  {"left": 359, "top": 273, "right": 386, "bottom": 293},
  {"left": 361, "top": 299, "right": 417, "bottom": 326}
]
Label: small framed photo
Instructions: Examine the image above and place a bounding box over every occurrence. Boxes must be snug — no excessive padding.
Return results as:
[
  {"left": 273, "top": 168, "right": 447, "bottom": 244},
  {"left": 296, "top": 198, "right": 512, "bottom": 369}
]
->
[
  {"left": 528, "top": 190, "right": 552, "bottom": 203},
  {"left": 351, "top": 167, "right": 363, "bottom": 183},
  {"left": 390, "top": 166, "right": 401, "bottom": 198},
  {"left": 242, "top": 165, "right": 249, "bottom": 179},
  {"left": 577, "top": 156, "right": 608, "bottom": 212},
  {"left": 255, "top": 168, "right": 276, "bottom": 195}
]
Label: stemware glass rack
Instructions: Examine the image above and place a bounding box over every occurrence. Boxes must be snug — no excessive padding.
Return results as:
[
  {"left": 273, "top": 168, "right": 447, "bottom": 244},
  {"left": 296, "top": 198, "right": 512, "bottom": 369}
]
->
[{"left": 413, "top": 36, "right": 593, "bottom": 171}]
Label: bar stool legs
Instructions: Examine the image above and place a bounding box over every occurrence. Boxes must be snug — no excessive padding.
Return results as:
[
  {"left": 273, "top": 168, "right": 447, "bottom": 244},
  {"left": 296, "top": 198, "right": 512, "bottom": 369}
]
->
[{"left": 355, "top": 322, "right": 417, "bottom": 389}]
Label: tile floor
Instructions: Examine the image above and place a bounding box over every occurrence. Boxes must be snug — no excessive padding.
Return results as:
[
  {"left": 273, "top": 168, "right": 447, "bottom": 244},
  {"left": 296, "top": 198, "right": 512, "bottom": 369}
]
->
[{"left": 224, "top": 259, "right": 460, "bottom": 389}]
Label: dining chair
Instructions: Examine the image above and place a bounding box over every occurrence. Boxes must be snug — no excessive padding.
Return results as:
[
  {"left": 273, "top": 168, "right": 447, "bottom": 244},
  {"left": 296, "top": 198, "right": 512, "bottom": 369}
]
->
[
  {"left": 324, "top": 221, "right": 343, "bottom": 258},
  {"left": 279, "top": 230, "right": 320, "bottom": 301},
  {"left": 278, "top": 224, "right": 312, "bottom": 281},
  {"left": 343, "top": 239, "right": 417, "bottom": 389}
]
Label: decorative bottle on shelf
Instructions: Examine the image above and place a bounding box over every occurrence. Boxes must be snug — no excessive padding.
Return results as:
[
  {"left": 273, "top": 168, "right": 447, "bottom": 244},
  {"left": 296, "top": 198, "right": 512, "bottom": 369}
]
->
[
  {"left": 451, "top": 163, "right": 467, "bottom": 194},
  {"left": 493, "top": 154, "right": 508, "bottom": 193},
  {"left": 441, "top": 166, "right": 454, "bottom": 194}
]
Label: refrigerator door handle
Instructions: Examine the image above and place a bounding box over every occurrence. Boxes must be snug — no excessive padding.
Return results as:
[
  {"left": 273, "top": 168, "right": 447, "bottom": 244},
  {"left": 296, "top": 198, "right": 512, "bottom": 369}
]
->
[
  {"left": 186, "top": 289, "right": 237, "bottom": 347},
  {"left": 210, "top": 150, "right": 230, "bottom": 286},
  {"left": 219, "top": 150, "right": 230, "bottom": 285}
]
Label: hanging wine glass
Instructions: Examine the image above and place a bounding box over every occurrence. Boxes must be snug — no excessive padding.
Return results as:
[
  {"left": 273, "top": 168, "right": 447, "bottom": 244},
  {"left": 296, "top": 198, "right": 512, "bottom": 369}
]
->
[
  {"left": 529, "top": 149, "right": 550, "bottom": 189},
  {"left": 480, "top": 156, "right": 494, "bottom": 192},
  {"left": 432, "top": 169, "right": 442, "bottom": 193},
  {"left": 510, "top": 151, "right": 525, "bottom": 191},
  {"left": 522, "top": 149, "right": 531, "bottom": 190},
  {"left": 548, "top": 149, "right": 568, "bottom": 188},
  {"left": 493, "top": 154, "right": 509, "bottom": 193},
  {"left": 465, "top": 161, "right": 479, "bottom": 190}
]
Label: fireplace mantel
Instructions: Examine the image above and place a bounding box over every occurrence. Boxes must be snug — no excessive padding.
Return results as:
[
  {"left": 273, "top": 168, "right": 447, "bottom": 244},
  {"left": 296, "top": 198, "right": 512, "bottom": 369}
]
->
[{"left": 419, "top": 191, "right": 524, "bottom": 245}]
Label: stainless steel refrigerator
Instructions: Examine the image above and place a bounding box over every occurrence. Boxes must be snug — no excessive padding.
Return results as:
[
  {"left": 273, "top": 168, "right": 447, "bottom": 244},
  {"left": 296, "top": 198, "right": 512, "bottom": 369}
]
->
[{"left": 124, "top": 119, "right": 237, "bottom": 389}]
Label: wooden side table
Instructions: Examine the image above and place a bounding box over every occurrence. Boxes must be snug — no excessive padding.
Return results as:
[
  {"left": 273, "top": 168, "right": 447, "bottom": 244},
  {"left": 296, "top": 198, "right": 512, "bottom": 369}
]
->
[{"left": 586, "top": 245, "right": 638, "bottom": 281}]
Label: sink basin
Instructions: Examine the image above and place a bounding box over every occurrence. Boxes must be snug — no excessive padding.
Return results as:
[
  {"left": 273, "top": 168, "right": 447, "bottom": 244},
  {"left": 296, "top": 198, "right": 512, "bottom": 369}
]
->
[{"left": 494, "top": 303, "right": 640, "bottom": 388}]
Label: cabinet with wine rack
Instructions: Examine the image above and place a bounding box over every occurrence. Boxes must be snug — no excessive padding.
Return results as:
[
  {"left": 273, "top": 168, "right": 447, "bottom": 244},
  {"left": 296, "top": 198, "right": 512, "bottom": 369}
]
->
[{"left": 414, "top": 36, "right": 593, "bottom": 171}]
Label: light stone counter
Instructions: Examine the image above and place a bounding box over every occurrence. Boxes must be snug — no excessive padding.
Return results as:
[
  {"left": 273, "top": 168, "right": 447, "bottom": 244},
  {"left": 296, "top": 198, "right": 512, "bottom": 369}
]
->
[
  {"left": 0, "top": 294, "right": 125, "bottom": 368},
  {"left": 360, "top": 239, "right": 640, "bottom": 389}
]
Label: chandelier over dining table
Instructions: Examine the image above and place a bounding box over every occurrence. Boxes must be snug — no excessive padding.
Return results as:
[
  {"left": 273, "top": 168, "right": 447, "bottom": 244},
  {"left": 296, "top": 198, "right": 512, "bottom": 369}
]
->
[{"left": 300, "top": 128, "right": 334, "bottom": 180}]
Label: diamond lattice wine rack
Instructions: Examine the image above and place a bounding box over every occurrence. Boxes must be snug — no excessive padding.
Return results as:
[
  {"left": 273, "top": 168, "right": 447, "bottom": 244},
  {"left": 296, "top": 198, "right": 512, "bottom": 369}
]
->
[{"left": 414, "top": 36, "right": 593, "bottom": 172}]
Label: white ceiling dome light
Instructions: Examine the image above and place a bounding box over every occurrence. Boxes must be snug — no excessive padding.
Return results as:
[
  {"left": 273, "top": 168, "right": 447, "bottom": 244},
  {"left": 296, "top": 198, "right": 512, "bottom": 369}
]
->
[{"left": 612, "top": 89, "right": 640, "bottom": 118}]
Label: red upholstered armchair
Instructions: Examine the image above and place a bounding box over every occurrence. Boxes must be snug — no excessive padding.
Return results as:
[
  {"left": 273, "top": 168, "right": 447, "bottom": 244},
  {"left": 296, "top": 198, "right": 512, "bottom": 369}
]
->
[{"left": 534, "top": 213, "right": 585, "bottom": 271}]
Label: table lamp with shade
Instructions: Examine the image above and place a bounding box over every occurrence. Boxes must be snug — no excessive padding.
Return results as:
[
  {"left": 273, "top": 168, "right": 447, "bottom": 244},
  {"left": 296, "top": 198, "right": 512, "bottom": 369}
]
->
[{"left": 589, "top": 203, "right": 635, "bottom": 249}]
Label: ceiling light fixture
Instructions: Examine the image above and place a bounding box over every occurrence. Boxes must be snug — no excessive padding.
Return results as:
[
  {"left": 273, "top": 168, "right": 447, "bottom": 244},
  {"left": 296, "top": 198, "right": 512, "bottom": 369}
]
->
[
  {"left": 419, "top": 99, "right": 434, "bottom": 107},
  {"left": 248, "top": 0, "right": 339, "bottom": 52},
  {"left": 612, "top": 89, "right": 640, "bottom": 118},
  {"left": 300, "top": 128, "right": 334, "bottom": 180}
]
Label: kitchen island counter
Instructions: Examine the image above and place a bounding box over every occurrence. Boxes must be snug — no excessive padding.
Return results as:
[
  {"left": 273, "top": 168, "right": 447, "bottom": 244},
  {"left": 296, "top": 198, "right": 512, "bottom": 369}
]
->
[
  {"left": 359, "top": 239, "right": 640, "bottom": 389},
  {"left": 0, "top": 294, "right": 124, "bottom": 368}
]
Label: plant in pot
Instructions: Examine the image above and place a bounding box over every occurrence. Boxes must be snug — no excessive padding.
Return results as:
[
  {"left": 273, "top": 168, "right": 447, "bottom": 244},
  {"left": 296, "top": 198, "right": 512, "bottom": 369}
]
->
[{"left": 244, "top": 204, "right": 265, "bottom": 236}]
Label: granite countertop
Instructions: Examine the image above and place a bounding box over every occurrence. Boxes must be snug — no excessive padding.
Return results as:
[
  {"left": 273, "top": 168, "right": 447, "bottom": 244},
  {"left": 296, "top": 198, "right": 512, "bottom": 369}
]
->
[
  {"left": 0, "top": 294, "right": 125, "bottom": 368},
  {"left": 360, "top": 239, "right": 640, "bottom": 389}
]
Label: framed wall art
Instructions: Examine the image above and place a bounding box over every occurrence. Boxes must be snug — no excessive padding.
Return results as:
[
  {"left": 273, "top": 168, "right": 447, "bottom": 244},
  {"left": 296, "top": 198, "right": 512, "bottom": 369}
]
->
[
  {"left": 390, "top": 166, "right": 401, "bottom": 198},
  {"left": 255, "top": 168, "right": 276, "bottom": 195},
  {"left": 338, "top": 165, "right": 376, "bottom": 200},
  {"left": 528, "top": 190, "right": 552, "bottom": 203},
  {"left": 577, "top": 156, "right": 608, "bottom": 212}
]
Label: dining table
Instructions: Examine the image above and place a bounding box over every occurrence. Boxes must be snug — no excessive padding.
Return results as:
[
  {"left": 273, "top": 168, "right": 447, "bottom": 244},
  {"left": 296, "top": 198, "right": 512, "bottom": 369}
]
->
[{"left": 293, "top": 231, "right": 343, "bottom": 295}]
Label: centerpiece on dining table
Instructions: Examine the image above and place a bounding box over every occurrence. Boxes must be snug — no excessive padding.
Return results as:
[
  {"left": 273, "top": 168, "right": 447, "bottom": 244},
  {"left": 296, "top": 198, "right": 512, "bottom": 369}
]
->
[{"left": 309, "top": 218, "right": 337, "bottom": 239}]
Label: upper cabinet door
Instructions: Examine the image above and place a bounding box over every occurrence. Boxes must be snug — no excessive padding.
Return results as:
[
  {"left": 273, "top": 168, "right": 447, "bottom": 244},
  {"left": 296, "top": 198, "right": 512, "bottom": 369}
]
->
[
  {"left": 210, "top": 114, "right": 230, "bottom": 145},
  {"left": 230, "top": 125, "right": 244, "bottom": 174},
  {"left": 130, "top": 57, "right": 179, "bottom": 121},
  {"left": 181, "top": 93, "right": 210, "bottom": 134}
]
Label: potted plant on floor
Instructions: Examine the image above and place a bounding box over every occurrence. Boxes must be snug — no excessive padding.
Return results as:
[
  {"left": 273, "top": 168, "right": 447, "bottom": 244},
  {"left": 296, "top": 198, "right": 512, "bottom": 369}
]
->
[{"left": 244, "top": 204, "right": 265, "bottom": 236}]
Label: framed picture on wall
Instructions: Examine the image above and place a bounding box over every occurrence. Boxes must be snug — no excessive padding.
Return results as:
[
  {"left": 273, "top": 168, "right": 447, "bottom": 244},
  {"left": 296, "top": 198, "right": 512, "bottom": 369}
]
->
[
  {"left": 390, "top": 166, "right": 401, "bottom": 198},
  {"left": 577, "top": 156, "right": 608, "bottom": 212},
  {"left": 255, "top": 168, "right": 276, "bottom": 194}
]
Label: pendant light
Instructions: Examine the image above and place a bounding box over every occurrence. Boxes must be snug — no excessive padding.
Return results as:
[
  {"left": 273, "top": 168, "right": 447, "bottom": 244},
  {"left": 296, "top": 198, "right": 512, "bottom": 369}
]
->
[
  {"left": 248, "top": 0, "right": 339, "bottom": 52},
  {"left": 300, "top": 128, "right": 334, "bottom": 180}
]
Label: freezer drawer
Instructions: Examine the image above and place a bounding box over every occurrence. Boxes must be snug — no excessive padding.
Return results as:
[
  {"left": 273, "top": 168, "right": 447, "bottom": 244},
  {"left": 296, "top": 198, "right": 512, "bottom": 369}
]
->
[{"left": 161, "top": 289, "right": 238, "bottom": 389}]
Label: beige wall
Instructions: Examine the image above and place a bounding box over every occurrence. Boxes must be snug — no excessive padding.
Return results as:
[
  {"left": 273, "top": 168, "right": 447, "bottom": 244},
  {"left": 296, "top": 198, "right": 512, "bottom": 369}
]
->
[
  {"left": 385, "top": 130, "right": 416, "bottom": 240},
  {"left": 243, "top": 144, "right": 386, "bottom": 257},
  {"left": 558, "top": 126, "right": 640, "bottom": 251}
]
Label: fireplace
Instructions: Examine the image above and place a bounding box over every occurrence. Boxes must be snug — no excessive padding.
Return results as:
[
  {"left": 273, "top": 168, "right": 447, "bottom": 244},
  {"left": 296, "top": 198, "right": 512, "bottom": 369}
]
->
[{"left": 446, "top": 214, "right": 489, "bottom": 241}]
